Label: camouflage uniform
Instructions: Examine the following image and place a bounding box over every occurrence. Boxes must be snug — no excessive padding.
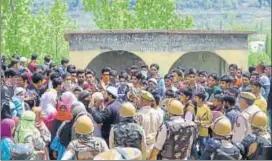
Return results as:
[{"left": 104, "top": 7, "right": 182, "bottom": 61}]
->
[
  {"left": 109, "top": 118, "right": 147, "bottom": 159},
  {"left": 154, "top": 116, "right": 198, "bottom": 160},
  {"left": 61, "top": 136, "right": 109, "bottom": 160}
]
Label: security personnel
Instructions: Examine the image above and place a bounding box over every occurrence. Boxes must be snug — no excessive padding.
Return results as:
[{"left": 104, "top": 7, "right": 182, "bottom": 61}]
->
[
  {"left": 135, "top": 90, "right": 162, "bottom": 158},
  {"left": 200, "top": 116, "right": 244, "bottom": 160},
  {"left": 232, "top": 92, "right": 261, "bottom": 142},
  {"left": 109, "top": 102, "right": 147, "bottom": 159},
  {"left": 61, "top": 115, "right": 109, "bottom": 160},
  {"left": 94, "top": 147, "right": 142, "bottom": 160},
  {"left": 241, "top": 111, "right": 272, "bottom": 160},
  {"left": 149, "top": 99, "right": 197, "bottom": 160}
]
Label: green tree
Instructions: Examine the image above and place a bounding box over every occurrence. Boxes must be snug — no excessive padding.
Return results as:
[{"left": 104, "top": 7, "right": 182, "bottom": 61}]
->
[
  {"left": 1, "top": 0, "right": 35, "bottom": 59},
  {"left": 1, "top": 0, "right": 76, "bottom": 64},
  {"left": 47, "top": 0, "right": 76, "bottom": 62},
  {"left": 248, "top": 52, "right": 271, "bottom": 66},
  {"left": 83, "top": 0, "right": 194, "bottom": 29}
]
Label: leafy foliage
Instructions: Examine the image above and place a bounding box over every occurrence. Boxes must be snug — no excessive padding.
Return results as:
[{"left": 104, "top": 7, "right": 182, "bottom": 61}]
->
[
  {"left": 1, "top": 0, "right": 76, "bottom": 64},
  {"left": 248, "top": 52, "right": 271, "bottom": 66},
  {"left": 83, "top": 0, "right": 194, "bottom": 29}
]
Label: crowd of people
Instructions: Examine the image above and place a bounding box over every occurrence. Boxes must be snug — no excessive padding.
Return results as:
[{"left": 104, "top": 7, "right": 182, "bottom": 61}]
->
[{"left": 1, "top": 53, "right": 271, "bottom": 160}]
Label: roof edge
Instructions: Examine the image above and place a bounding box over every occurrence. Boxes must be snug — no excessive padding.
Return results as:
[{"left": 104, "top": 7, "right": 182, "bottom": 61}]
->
[{"left": 64, "top": 29, "right": 256, "bottom": 41}]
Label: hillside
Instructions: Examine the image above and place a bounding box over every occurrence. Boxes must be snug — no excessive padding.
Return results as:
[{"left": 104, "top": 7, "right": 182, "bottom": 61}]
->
[{"left": 31, "top": 0, "right": 271, "bottom": 30}]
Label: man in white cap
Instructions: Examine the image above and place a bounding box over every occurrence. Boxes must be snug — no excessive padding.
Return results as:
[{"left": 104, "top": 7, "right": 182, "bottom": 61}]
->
[
  {"left": 232, "top": 92, "right": 261, "bottom": 142},
  {"left": 88, "top": 86, "right": 121, "bottom": 145},
  {"left": 19, "top": 57, "right": 29, "bottom": 73}
]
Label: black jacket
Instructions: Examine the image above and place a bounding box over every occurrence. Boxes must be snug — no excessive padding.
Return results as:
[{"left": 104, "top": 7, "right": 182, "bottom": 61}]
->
[{"left": 88, "top": 100, "right": 121, "bottom": 143}]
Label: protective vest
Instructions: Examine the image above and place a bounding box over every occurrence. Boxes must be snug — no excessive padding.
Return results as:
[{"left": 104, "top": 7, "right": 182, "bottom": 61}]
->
[
  {"left": 161, "top": 120, "right": 197, "bottom": 159},
  {"left": 113, "top": 121, "right": 143, "bottom": 150},
  {"left": 74, "top": 137, "right": 104, "bottom": 160},
  {"left": 243, "top": 134, "right": 272, "bottom": 160},
  {"left": 212, "top": 143, "right": 242, "bottom": 160}
]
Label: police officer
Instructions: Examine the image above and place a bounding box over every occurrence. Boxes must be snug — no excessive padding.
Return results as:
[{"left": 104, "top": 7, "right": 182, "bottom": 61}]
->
[
  {"left": 149, "top": 99, "right": 197, "bottom": 160},
  {"left": 241, "top": 111, "right": 272, "bottom": 160},
  {"left": 200, "top": 116, "right": 244, "bottom": 160},
  {"left": 109, "top": 102, "right": 147, "bottom": 159},
  {"left": 134, "top": 90, "right": 162, "bottom": 158},
  {"left": 94, "top": 147, "right": 142, "bottom": 160},
  {"left": 232, "top": 92, "right": 261, "bottom": 142},
  {"left": 61, "top": 115, "right": 109, "bottom": 160}
]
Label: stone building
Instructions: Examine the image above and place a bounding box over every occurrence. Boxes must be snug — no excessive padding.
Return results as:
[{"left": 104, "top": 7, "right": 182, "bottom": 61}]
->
[{"left": 64, "top": 30, "right": 254, "bottom": 77}]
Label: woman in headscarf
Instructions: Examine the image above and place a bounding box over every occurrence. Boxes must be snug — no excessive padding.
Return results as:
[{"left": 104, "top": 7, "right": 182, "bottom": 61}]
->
[
  {"left": 40, "top": 91, "right": 58, "bottom": 130},
  {"left": 1, "top": 87, "right": 12, "bottom": 120},
  {"left": 50, "top": 101, "right": 72, "bottom": 160},
  {"left": 1, "top": 118, "right": 16, "bottom": 160},
  {"left": 61, "top": 91, "right": 77, "bottom": 106},
  {"left": 40, "top": 91, "right": 57, "bottom": 117},
  {"left": 78, "top": 90, "right": 91, "bottom": 109},
  {"left": 72, "top": 86, "right": 83, "bottom": 99},
  {"left": 14, "top": 111, "right": 46, "bottom": 160},
  {"left": 57, "top": 102, "right": 98, "bottom": 152},
  {"left": 12, "top": 87, "right": 28, "bottom": 118},
  {"left": 32, "top": 107, "right": 51, "bottom": 160}
]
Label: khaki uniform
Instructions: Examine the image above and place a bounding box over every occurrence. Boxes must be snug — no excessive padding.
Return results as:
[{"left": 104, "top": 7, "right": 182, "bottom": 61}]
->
[
  {"left": 135, "top": 106, "right": 162, "bottom": 158},
  {"left": 232, "top": 104, "right": 261, "bottom": 142}
]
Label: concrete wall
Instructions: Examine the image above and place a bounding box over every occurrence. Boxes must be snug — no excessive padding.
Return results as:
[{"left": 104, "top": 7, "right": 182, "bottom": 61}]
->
[{"left": 66, "top": 30, "right": 253, "bottom": 76}]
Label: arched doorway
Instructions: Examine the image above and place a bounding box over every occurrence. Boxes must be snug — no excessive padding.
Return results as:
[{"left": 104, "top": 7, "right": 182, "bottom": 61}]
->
[
  {"left": 86, "top": 50, "right": 146, "bottom": 78},
  {"left": 169, "top": 51, "right": 228, "bottom": 76}
]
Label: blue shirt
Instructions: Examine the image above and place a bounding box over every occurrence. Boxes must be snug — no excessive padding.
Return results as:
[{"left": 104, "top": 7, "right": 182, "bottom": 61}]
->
[{"left": 225, "top": 106, "right": 240, "bottom": 129}]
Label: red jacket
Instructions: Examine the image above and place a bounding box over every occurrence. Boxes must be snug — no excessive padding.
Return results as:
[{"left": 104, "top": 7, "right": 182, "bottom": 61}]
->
[{"left": 28, "top": 60, "right": 36, "bottom": 73}]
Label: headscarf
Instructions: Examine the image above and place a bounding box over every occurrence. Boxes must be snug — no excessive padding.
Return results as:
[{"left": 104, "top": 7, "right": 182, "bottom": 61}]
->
[
  {"left": 71, "top": 102, "right": 95, "bottom": 140},
  {"left": 1, "top": 87, "right": 12, "bottom": 119},
  {"left": 12, "top": 98, "right": 23, "bottom": 117},
  {"left": 32, "top": 107, "right": 46, "bottom": 128},
  {"left": 61, "top": 91, "right": 77, "bottom": 106},
  {"left": 1, "top": 86, "right": 10, "bottom": 101},
  {"left": 1, "top": 118, "right": 15, "bottom": 139},
  {"left": 58, "top": 101, "right": 86, "bottom": 147},
  {"left": 13, "top": 87, "right": 25, "bottom": 102},
  {"left": 72, "top": 101, "right": 87, "bottom": 118},
  {"left": 55, "top": 101, "right": 72, "bottom": 121},
  {"left": 1, "top": 102, "right": 12, "bottom": 120},
  {"left": 14, "top": 111, "right": 36, "bottom": 143},
  {"left": 78, "top": 90, "right": 91, "bottom": 108},
  {"left": 40, "top": 91, "right": 57, "bottom": 116}
]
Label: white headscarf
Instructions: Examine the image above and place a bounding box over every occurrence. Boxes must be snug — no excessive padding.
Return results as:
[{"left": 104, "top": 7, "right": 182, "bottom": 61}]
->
[
  {"left": 40, "top": 91, "right": 57, "bottom": 117},
  {"left": 61, "top": 91, "right": 77, "bottom": 106}
]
